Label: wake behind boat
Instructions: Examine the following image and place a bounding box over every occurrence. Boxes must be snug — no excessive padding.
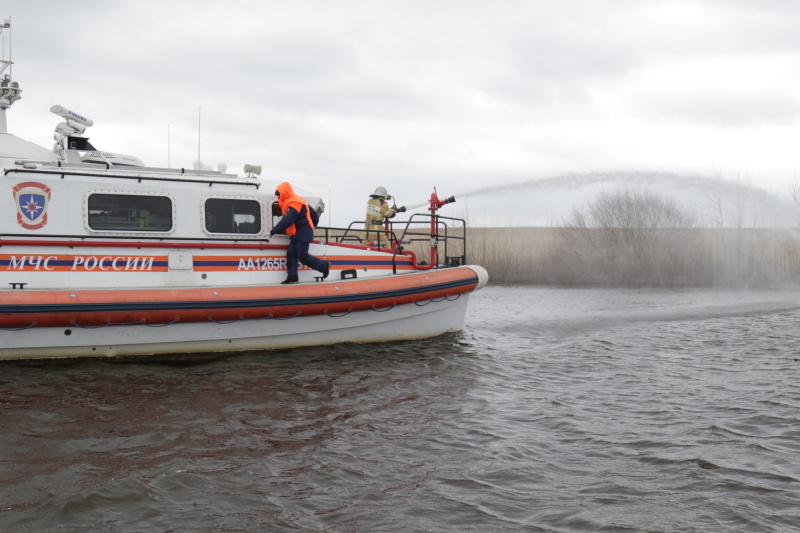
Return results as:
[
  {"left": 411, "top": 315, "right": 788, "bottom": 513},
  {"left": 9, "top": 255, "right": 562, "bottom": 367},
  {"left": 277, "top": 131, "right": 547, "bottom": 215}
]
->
[{"left": 0, "top": 21, "right": 487, "bottom": 361}]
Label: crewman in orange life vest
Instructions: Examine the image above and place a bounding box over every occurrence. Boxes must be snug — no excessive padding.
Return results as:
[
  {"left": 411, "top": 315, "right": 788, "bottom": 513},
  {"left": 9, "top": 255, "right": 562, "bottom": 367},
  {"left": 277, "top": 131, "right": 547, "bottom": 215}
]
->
[{"left": 269, "top": 182, "right": 330, "bottom": 284}]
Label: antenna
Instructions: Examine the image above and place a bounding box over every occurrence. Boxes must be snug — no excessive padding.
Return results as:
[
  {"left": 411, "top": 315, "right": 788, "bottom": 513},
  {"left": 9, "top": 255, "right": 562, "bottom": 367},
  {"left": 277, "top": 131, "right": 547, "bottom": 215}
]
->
[
  {"left": 167, "top": 123, "right": 171, "bottom": 168},
  {"left": 1, "top": 21, "right": 5, "bottom": 69},
  {"left": 197, "top": 105, "right": 201, "bottom": 167},
  {"left": 1, "top": 18, "right": 9, "bottom": 77}
]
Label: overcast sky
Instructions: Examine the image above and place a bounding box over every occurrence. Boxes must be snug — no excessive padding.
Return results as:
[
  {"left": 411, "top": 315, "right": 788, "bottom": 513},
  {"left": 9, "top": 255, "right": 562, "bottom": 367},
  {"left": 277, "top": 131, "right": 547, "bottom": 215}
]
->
[{"left": 3, "top": 0, "right": 800, "bottom": 225}]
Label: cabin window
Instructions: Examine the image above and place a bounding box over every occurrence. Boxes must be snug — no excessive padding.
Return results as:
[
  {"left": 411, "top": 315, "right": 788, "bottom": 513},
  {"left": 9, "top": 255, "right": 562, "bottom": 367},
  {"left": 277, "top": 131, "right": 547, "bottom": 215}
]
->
[
  {"left": 271, "top": 201, "right": 283, "bottom": 228},
  {"left": 204, "top": 198, "right": 262, "bottom": 234},
  {"left": 88, "top": 194, "right": 173, "bottom": 232}
]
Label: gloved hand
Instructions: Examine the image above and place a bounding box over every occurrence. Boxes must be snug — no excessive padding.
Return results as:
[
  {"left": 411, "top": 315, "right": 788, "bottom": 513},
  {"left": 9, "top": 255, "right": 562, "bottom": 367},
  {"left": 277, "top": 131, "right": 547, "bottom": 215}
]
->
[{"left": 397, "top": 205, "right": 406, "bottom": 213}]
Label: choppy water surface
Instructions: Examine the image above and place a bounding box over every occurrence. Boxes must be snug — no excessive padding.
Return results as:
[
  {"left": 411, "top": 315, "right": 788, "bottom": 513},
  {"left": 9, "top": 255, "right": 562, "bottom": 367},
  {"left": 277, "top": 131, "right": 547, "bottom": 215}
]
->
[{"left": 2, "top": 286, "right": 800, "bottom": 532}]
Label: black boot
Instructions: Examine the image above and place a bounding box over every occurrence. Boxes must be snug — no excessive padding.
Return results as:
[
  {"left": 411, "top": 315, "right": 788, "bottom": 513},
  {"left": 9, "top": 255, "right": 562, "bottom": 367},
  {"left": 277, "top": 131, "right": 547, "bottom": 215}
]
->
[
  {"left": 322, "top": 261, "right": 331, "bottom": 280},
  {"left": 281, "top": 276, "right": 299, "bottom": 284}
]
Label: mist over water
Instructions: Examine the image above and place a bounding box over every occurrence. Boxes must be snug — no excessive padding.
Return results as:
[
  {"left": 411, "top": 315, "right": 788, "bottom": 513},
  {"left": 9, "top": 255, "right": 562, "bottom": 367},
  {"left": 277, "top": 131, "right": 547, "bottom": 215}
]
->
[
  {"left": 434, "top": 171, "right": 800, "bottom": 227},
  {"left": 3, "top": 285, "right": 800, "bottom": 532}
]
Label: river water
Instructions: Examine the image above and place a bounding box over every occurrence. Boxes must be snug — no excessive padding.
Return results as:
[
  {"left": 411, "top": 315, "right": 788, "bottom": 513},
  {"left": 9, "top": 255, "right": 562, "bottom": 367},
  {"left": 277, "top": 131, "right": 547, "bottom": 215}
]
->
[{"left": 2, "top": 285, "right": 800, "bottom": 532}]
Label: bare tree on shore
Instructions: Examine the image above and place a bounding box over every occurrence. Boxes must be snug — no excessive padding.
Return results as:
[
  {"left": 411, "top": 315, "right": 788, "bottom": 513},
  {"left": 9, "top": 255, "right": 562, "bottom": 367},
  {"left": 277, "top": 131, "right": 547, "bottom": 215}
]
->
[{"left": 559, "top": 189, "right": 699, "bottom": 285}]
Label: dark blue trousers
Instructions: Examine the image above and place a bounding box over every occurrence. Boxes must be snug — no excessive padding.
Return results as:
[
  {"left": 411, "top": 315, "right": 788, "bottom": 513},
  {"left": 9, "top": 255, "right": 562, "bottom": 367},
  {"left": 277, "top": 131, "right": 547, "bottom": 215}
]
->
[{"left": 286, "top": 236, "right": 326, "bottom": 277}]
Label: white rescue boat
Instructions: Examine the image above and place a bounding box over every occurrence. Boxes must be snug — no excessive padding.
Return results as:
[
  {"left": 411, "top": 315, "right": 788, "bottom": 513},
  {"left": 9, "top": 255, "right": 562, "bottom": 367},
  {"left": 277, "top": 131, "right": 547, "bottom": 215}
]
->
[{"left": 0, "top": 21, "right": 488, "bottom": 360}]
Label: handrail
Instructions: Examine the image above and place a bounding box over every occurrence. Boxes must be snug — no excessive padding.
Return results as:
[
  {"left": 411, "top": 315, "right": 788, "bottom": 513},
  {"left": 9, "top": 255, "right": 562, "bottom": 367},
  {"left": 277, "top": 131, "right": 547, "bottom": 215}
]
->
[
  {"left": 4, "top": 167, "right": 261, "bottom": 188},
  {"left": 389, "top": 213, "right": 466, "bottom": 271},
  {"left": 314, "top": 212, "right": 468, "bottom": 272}
]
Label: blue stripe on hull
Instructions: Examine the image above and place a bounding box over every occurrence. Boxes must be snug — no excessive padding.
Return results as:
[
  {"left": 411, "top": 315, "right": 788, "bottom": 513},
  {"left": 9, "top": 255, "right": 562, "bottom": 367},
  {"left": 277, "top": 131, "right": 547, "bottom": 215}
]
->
[{"left": 1, "top": 277, "right": 478, "bottom": 315}]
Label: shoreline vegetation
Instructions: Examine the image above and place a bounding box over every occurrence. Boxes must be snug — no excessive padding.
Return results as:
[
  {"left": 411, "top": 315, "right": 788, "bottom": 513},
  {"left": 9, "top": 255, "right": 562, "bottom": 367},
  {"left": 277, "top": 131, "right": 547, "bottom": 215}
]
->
[
  {"left": 319, "top": 225, "right": 800, "bottom": 288},
  {"left": 467, "top": 189, "right": 800, "bottom": 287},
  {"left": 468, "top": 226, "right": 800, "bottom": 287}
]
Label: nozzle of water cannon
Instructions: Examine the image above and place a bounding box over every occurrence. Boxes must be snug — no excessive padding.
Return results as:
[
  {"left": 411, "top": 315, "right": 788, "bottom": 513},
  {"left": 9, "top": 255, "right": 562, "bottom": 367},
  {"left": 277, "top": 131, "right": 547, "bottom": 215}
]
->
[{"left": 433, "top": 195, "right": 456, "bottom": 208}]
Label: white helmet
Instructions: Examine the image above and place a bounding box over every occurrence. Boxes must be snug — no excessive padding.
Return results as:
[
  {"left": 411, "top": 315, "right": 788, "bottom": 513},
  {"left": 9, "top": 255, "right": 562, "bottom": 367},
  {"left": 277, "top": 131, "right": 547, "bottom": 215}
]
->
[{"left": 372, "top": 186, "right": 388, "bottom": 198}]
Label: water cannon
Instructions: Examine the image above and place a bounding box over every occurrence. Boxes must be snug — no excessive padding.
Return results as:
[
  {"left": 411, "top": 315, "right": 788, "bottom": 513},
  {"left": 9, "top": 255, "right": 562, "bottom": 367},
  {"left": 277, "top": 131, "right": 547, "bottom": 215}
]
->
[
  {"left": 438, "top": 195, "right": 456, "bottom": 207},
  {"left": 421, "top": 188, "right": 457, "bottom": 268},
  {"left": 429, "top": 188, "right": 456, "bottom": 213}
]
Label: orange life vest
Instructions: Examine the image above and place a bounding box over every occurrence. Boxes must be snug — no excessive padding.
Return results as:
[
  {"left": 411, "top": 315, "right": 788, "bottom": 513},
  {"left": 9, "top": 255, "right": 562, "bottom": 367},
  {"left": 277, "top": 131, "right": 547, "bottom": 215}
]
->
[{"left": 276, "top": 181, "right": 315, "bottom": 235}]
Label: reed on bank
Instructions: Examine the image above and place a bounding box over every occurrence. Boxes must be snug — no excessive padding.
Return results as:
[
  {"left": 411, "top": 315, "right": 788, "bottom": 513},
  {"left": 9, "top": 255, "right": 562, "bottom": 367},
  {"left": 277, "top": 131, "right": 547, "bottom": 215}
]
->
[
  {"left": 315, "top": 224, "right": 800, "bottom": 287},
  {"left": 467, "top": 227, "right": 800, "bottom": 287}
]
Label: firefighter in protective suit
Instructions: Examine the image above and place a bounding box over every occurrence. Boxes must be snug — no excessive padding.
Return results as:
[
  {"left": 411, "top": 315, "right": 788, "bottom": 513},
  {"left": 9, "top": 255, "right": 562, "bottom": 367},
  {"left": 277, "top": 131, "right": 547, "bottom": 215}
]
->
[{"left": 365, "top": 186, "right": 405, "bottom": 245}]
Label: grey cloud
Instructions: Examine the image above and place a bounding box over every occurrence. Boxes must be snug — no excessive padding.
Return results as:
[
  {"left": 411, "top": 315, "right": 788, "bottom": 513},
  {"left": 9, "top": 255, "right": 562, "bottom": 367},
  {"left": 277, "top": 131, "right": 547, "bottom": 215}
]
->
[
  {"left": 642, "top": 91, "right": 800, "bottom": 128},
  {"left": 479, "top": 17, "right": 643, "bottom": 111},
  {"left": 509, "top": 32, "right": 641, "bottom": 85}
]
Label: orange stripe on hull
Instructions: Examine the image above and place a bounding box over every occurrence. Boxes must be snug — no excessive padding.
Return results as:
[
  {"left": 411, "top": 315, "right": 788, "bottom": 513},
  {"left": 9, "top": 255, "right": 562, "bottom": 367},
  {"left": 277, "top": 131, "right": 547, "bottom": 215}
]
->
[{"left": 1, "top": 268, "right": 479, "bottom": 328}]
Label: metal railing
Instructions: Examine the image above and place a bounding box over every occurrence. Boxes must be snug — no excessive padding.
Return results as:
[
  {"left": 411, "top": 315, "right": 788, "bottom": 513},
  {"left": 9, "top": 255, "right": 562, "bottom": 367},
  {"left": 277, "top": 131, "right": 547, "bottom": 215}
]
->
[{"left": 315, "top": 213, "right": 468, "bottom": 273}]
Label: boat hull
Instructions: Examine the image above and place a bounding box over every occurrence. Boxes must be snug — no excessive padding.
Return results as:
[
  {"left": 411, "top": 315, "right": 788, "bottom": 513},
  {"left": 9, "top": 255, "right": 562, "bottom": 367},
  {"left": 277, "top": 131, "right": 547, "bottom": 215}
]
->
[{"left": 0, "top": 265, "right": 488, "bottom": 360}]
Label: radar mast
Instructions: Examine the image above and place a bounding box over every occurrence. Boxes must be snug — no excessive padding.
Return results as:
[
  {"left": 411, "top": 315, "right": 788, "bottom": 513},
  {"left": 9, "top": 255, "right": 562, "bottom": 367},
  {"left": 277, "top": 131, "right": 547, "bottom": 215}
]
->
[{"left": 0, "top": 18, "right": 22, "bottom": 134}]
